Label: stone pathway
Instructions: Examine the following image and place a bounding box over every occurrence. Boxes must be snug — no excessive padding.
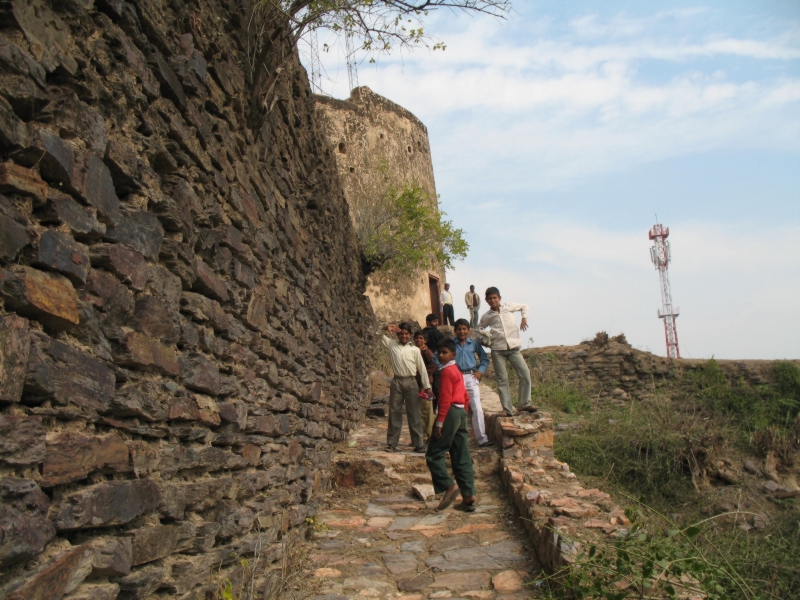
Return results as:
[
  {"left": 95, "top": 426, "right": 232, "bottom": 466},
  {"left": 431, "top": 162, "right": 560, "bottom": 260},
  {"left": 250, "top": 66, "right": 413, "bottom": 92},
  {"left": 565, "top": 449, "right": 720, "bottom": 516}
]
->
[{"left": 306, "top": 384, "right": 542, "bottom": 600}]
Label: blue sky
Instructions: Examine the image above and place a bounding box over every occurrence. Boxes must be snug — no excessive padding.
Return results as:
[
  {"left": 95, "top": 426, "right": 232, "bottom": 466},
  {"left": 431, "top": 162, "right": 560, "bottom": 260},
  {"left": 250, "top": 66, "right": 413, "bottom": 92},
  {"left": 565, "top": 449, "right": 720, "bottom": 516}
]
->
[{"left": 303, "top": 1, "right": 800, "bottom": 359}]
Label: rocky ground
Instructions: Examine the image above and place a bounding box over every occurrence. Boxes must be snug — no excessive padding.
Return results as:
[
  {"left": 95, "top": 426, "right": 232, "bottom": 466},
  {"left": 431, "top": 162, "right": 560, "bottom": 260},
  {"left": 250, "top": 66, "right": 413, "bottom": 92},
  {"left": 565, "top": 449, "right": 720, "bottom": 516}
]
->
[{"left": 305, "top": 384, "right": 545, "bottom": 600}]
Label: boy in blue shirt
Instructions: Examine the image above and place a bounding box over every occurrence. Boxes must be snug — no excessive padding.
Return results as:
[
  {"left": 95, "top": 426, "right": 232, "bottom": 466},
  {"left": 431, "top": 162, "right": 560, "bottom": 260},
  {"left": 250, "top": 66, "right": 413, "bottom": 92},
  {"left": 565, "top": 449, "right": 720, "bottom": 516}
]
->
[{"left": 453, "top": 319, "right": 492, "bottom": 447}]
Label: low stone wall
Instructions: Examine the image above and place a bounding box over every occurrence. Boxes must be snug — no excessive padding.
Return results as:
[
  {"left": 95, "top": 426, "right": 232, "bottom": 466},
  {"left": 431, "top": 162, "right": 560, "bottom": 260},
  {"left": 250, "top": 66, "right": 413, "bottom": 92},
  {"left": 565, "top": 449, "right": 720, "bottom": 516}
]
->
[
  {"left": 527, "top": 340, "right": 794, "bottom": 401},
  {"left": 484, "top": 412, "right": 630, "bottom": 581}
]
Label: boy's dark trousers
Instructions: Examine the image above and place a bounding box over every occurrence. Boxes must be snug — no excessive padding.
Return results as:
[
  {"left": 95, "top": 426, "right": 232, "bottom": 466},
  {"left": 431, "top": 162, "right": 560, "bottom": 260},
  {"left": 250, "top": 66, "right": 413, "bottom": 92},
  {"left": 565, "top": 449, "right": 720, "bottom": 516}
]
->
[
  {"left": 387, "top": 375, "right": 425, "bottom": 448},
  {"left": 442, "top": 303, "right": 455, "bottom": 326},
  {"left": 425, "top": 406, "right": 476, "bottom": 498}
]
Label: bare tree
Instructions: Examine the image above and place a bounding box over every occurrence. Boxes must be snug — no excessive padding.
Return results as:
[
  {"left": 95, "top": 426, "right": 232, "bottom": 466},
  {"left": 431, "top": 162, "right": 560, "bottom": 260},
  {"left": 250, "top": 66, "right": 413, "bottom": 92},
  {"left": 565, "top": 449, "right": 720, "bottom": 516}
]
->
[{"left": 242, "top": 0, "right": 511, "bottom": 119}]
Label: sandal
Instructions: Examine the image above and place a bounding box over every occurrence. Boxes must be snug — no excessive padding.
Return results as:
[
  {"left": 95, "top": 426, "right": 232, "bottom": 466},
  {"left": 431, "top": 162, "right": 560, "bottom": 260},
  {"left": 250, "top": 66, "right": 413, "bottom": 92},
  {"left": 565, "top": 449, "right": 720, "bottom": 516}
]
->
[
  {"left": 436, "top": 485, "right": 460, "bottom": 511},
  {"left": 385, "top": 445, "right": 398, "bottom": 452},
  {"left": 454, "top": 503, "right": 477, "bottom": 513}
]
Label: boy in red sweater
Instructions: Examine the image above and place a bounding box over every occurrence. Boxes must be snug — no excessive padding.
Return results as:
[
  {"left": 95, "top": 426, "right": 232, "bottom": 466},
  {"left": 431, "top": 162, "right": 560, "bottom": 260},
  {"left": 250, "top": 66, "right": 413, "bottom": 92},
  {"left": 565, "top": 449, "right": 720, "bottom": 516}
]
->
[{"left": 426, "top": 339, "right": 477, "bottom": 512}]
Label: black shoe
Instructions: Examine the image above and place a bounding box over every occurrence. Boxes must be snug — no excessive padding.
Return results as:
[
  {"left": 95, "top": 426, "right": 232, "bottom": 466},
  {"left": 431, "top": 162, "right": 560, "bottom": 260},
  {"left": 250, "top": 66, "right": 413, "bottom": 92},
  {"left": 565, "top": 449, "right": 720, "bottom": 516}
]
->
[
  {"left": 413, "top": 446, "right": 427, "bottom": 453},
  {"left": 518, "top": 405, "right": 538, "bottom": 413},
  {"left": 385, "top": 445, "right": 398, "bottom": 452},
  {"left": 479, "top": 441, "right": 495, "bottom": 447}
]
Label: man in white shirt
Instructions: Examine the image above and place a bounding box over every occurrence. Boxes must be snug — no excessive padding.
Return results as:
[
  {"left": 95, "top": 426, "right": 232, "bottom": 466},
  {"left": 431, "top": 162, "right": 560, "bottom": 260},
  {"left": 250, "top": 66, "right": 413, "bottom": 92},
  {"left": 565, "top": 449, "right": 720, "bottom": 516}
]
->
[
  {"left": 440, "top": 283, "right": 454, "bottom": 326},
  {"left": 478, "top": 286, "right": 534, "bottom": 416},
  {"left": 381, "top": 322, "right": 432, "bottom": 453},
  {"left": 464, "top": 285, "right": 481, "bottom": 329}
]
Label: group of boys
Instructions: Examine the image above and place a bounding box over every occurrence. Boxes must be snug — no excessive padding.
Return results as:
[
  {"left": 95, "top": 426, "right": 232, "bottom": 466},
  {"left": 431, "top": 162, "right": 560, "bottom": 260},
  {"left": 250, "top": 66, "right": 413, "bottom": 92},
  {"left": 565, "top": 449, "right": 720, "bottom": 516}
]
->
[{"left": 379, "top": 286, "right": 535, "bottom": 511}]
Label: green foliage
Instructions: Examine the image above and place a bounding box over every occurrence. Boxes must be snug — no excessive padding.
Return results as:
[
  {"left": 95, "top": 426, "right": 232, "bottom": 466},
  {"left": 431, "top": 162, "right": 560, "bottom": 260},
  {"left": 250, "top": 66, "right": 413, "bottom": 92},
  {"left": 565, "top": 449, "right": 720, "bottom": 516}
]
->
[
  {"left": 686, "top": 359, "right": 800, "bottom": 435},
  {"left": 541, "top": 502, "right": 756, "bottom": 600},
  {"left": 555, "top": 398, "right": 694, "bottom": 503},
  {"left": 536, "top": 381, "right": 591, "bottom": 414},
  {"left": 360, "top": 181, "right": 468, "bottom": 275}
]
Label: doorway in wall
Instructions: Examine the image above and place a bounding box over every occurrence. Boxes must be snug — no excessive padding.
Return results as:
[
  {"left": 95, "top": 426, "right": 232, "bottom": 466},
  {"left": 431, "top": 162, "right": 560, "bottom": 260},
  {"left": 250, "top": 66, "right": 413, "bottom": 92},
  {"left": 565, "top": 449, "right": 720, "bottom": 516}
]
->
[{"left": 428, "top": 275, "right": 441, "bottom": 321}]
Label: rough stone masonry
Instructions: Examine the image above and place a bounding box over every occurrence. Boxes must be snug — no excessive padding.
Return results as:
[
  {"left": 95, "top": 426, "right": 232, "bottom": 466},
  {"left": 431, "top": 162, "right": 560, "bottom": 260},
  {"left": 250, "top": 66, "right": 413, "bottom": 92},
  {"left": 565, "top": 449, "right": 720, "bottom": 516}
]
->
[{"left": 0, "top": 0, "right": 377, "bottom": 598}]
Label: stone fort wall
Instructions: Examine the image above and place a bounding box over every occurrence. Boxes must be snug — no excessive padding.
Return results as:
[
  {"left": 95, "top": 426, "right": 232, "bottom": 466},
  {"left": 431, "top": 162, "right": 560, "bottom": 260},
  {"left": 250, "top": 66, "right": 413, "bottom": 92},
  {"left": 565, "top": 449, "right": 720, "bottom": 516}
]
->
[
  {"left": 0, "top": 0, "right": 375, "bottom": 598},
  {"left": 315, "top": 87, "right": 445, "bottom": 325}
]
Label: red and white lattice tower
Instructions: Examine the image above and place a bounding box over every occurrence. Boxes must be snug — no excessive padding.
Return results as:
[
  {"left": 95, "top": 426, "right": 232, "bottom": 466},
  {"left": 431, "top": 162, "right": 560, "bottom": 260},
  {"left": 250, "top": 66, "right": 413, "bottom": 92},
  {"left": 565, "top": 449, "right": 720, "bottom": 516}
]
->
[{"left": 649, "top": 221, "right": 680, "bottom": 358}]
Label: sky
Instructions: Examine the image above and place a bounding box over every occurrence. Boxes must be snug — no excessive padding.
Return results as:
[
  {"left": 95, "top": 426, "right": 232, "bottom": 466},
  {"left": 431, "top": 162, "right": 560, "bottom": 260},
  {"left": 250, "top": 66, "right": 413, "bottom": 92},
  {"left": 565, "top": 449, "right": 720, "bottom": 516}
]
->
[{"left": 301, "top": 0, "right": 800, "bottom": 359}]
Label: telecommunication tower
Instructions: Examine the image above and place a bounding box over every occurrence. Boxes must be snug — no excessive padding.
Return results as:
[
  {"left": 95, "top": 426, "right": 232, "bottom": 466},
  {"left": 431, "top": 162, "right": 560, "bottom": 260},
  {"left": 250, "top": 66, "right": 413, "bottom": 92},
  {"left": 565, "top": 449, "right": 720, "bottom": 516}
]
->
[
  {"left": 345, "top": 29, "right": 358, "bottom": 92},
  {"left": 308, "top": 28, "right": 322, "bottom": 93},
  {"left": 648, "top": 221, "right": 681, "bottom": 358}
]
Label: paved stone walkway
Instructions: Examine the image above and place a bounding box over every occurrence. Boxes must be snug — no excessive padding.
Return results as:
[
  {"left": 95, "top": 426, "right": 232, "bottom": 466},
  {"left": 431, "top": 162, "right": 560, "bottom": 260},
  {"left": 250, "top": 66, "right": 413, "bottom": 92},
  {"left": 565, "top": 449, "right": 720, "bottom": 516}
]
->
[{"left": 307, "top": 384, "right": 542, "bottom": 600}]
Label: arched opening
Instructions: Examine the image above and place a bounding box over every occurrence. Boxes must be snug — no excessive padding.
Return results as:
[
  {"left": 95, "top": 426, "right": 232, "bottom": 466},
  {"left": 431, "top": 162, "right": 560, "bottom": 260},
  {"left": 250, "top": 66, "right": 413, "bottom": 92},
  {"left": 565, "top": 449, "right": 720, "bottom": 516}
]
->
[
  {"left": 407, "top": 145, "right": 412, "bottom": 153},
  {"left": 338, "top": 142, "right": 346, "bottom": 154}
]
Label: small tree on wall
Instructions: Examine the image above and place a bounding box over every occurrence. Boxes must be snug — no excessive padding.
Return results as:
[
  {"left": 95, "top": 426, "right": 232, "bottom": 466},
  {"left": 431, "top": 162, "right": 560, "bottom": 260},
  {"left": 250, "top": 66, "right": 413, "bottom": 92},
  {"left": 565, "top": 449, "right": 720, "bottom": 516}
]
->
[{"left": 354, "top": 179, "right": 468, "bottom": 275}]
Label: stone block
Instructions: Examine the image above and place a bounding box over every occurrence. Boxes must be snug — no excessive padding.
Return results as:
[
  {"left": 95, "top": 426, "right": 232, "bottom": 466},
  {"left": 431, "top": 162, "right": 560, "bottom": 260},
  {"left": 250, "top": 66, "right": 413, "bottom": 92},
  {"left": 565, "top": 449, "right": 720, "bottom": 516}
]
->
[
  {"left": 0, "top": 212, "right": 30, "bottom": 260},
  {"left": 118, "top": 331, "right": 180, "bottom": 376},
  {"left": 168, "top": 394, "right": 220, "bottom": 426},
  {"left": 41, "top": 195, "right": 105, "bottom": 239},
  {"left": 1, "top": 266, "right": 79, "bottom": 330},
  {"left": 89, "top": 535, "right": 132, "bottom": 577},
  {"left": 113, "top": 564, "right": 165, "bottom": 600},
  {"left": 111, "top": 381, "right": 168, "bottom": 422},
  {"left": 129, "top": 522, "right": 195, "bottom": 565},
  {"left": 180, "top": 291, "right": 230, "bottom": 332},
  {"left": 0, "top": 500, "right": 55, "bottom": 567},
  {"left": 42, "top": 431, "right": 131, "bottom": 487},
  {"left": 218, "top": 400, "right": 248, "bottom": 429},
  {"left": 105, "top": 209, "right": 164, "bottom": 261},
  {"left": 130, "top": 294, "right": 179, "bottom": 344},
  {"left": 1, "top": 544, "right": 94, "bottom": 600},
  {"left": 76, "top": 153, "right": 121, "bottom": 225},
  {"left": 0, "top": 95, "right": 29, "bottom": 149},
  {"left": 193, "top": 258, "right": 229, "bottom": 301},
  {"left": 24, "top": 333, "right": 115, "bottom": 411},
  {"left": 51, "top": 480, "right": 161, "bottom": 531},
  {"left": 0, "top": 415, "right": 44, "bottom": 465},
  {"left": 248, "top": 414, "right": 291, "bottom": 437},
  {"left": 14, "top": 125, "right": 75, "bottom": 189},
  {"left": 0, "top": 161, "right": 47, "bottom": 202},
  {"left": 34, "top": 229, "right": 90, "bottom": 285},
  {"left": 154, "top": 52, "right": 186, "bottom": 108},
  {"left": 84, "top": 268, "right": 134, "bottom": 317},
  {"left": 104, "top": 139, "right": 140, "bottom": 193},
  {"left": 89, "top": 243, "right": 148, "bottom": 289},
  {"left": 156, "top": 445, "right": 246, "bottom": 474},
  {"left": 0, "top": 314, "right": 29, "bottom": 403},
  {"left": 180, "top": 352, "right": 220, "bottom": 395},
  {"left": 63, "top": 583, "right": 120, "bottom": 600}
]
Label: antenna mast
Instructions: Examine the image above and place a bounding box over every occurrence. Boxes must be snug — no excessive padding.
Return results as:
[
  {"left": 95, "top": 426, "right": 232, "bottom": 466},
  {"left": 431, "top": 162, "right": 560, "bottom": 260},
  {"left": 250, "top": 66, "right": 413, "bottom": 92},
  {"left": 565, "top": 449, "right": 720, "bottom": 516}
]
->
[
  {"left": 308, "top": 28, "right": 322, "bottom": 93},
  {"left": 649, "top": 221, "right": 681, "bottom": 358},
  {"left": 345, "top": 29, "right": 358, "bottom": 92}
]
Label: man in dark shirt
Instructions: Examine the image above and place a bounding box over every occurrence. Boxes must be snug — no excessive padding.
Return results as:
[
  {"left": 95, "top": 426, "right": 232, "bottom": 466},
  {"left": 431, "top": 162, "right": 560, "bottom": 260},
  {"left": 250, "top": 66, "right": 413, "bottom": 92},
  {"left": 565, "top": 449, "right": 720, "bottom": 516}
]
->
[{"left": 422, "top": 313, "right": 445, "bottom": 354}]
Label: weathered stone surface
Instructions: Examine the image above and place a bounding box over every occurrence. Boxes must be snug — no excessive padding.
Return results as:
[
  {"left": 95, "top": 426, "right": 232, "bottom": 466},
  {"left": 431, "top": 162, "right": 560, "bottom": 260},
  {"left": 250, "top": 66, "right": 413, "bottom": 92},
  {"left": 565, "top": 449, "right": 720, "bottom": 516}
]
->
[
  {"left": 41, "top": 195, "right": 105, "bottom": 239},
  {"left": 130, "top": 294, "right": 179, "bottom": 344},
  {"left": 430, "top": 571, "right": 491, "bottom": 590},
  {"left": 1, "top": 266, "right": 79, "bottom": 330},
  {"left": 15, "top": 125, "right": 75, "bottom": 188},
  {"left": 397, "top": 573, "right": 434, "bottom": 591},
  {"left": 2, "top": 544, "right": 94, "bottom": 600},
  {"left": 0, "top": 314, "right": 29, "bottom": 403},
  {"left": 105, "top": 209, "right": 164, "bottom": 261},
  {"left": 104, "top": 139, "right": 140, "bottom": 193},
  {"left": 0, "top": 212, "right": 29, "bottom": 260},
  {"left": 0, "top": 95, "right": 28, "bottom": 149},
  {"left": 63, "top": 583, "right": 120, "bottom": 600},
  {"left": 34, "top": 230, "right": 90, "bottom": 285},
  {"left": 113, "top": 564, "right": 165, "bottom": 599},
  {"left": 0, "top": 477, "right": 55, "bottom": 567},
  {"left": 118, "top": 331, "right": 180, "bottom": 376},
  {"left": 25, "top": 333, "right": 115, "bottom": 411},
  {"left": 110, "top": 381, "right": 168, "bottom": 422},
  {"left": 168, "top": 394, "right": 220, "bottom": 426},
  {"left": 42, "top": 431, "right": 130, "bottom": 486},
  {"left": 0, "top": 415, "right": 45, "bottom": 465},
  {"left": 0, "top": 161, "right": 47, "bottom": 202},
  {"left": 218, "top": 399, "right": 248, "bottom": 429},
  {"left": 193, "top": 257, "right": 229, "bottom": 301},
  {"left": 89, "top": 243, "right": 148, "bottom": 289},
  {"left": 89, "top": 535, "right": 132, "bottom": 577},
  {"left": 51, "top": 480, "right": 161, "bottom": 531},
  {"left": 77, "top": 153, "right": 120, "bottom": 225},
  {"left": 180, "top": 352, "right": 220, "bottom": 395},
  {"left": 129, "top": 522, "right": 195, "bottom": 565}
]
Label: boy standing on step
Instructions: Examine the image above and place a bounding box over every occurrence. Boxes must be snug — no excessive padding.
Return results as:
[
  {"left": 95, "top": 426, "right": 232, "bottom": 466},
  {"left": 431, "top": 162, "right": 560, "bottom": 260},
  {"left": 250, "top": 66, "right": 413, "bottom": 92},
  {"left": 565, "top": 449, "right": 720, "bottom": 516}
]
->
[
  {"left": 479, "top": 287, "right": 535, "bottom": 416},
  {"left": 381, "top": 323, "right": 432, "bottom": 453},
  {"left": 426, "top": 339, "right": 477, "bottom": 512}
]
